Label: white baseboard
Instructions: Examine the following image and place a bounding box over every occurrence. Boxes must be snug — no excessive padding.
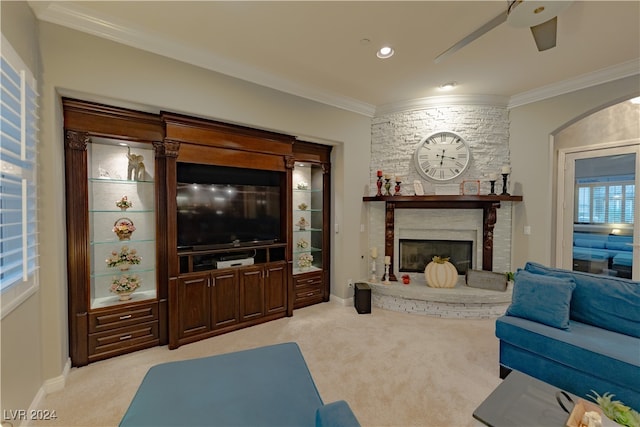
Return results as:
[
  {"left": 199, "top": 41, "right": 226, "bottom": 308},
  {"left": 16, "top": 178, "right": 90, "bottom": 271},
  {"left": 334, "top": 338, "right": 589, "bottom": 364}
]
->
[
  {"left": 329, "top": 294, "right": 354, "bottom": 307},
  {"left": 22, "top": 358, "right": 71, "bottom": 426},
  {"left": 43, "top": 358, "right": 71, "bottom": 393}
]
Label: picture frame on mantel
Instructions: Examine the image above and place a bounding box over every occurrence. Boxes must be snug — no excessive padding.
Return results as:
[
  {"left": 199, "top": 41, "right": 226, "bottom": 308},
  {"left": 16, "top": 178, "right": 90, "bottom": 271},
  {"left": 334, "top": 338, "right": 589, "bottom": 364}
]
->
[{"left": 461, "top": 180, "right": 480, "bottom": 195}]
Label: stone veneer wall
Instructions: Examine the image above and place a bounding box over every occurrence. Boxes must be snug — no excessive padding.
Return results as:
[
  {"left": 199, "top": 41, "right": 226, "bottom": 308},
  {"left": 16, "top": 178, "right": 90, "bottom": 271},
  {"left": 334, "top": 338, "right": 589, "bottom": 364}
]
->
[{"left": 368, "top": 103, "right": 513, "bottom": 276}]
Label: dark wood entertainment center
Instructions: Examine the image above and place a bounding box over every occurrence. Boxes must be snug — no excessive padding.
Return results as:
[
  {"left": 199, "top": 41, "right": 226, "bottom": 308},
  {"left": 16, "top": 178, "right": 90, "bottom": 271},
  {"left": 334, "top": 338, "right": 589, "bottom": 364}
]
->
[{"left": 63, "top": 99, "right": 331, "bottom": 365}]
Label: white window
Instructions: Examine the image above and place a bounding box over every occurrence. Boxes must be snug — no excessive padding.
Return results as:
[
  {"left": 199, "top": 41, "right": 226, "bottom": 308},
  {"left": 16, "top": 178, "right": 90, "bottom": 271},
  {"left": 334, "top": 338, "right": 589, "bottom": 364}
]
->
[
  {"left": 575, "top": 175, "right": 635, "bottom": 225},
  {"left": 1, "top": 35, "right": 39, "bottom": 318}
]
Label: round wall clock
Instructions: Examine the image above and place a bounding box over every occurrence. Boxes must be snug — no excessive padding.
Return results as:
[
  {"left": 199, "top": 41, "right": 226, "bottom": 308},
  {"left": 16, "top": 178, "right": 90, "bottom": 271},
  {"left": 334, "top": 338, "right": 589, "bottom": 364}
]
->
[{"left": 414, "top": 130, "right": 471, "bottom": 181}]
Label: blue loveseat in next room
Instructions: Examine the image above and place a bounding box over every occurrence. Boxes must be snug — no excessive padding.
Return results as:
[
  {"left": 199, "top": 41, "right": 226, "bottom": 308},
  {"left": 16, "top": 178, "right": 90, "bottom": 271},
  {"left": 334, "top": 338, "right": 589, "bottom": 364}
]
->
[{"left": 572, "top": 231, "right": 633, "bottom": 278}]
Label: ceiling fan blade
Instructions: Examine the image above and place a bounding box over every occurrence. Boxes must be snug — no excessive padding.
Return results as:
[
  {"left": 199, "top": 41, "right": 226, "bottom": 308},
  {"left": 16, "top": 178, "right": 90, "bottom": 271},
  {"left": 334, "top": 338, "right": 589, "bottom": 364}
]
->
[
  {"left": 530, "top": 16, "right": 557, "bottom": 51},
  {"left": 434, "top": 11, "right": 507, "bottom": 63}
]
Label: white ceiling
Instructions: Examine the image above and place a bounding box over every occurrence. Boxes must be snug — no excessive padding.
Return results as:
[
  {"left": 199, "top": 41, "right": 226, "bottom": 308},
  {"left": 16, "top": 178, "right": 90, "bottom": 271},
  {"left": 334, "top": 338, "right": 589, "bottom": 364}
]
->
[{"left": 30, "top": 1, "right": 640, "bottom": 116}]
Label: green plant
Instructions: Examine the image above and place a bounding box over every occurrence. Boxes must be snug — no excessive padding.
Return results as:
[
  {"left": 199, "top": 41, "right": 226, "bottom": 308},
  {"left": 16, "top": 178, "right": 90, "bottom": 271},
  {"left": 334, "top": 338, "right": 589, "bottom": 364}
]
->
[
  {"left": 505, "top": 271, "right": 515, "bottom": 282},
  {"left": 588, "top": 391, "right": 640, "bottom": 427}
]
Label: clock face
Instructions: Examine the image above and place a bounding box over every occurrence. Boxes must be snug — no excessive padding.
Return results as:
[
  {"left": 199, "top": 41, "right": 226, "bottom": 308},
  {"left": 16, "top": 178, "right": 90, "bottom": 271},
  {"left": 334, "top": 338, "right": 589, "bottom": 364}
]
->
[{"left": 414, "top": 131, "right": 471, "bottom": 181}]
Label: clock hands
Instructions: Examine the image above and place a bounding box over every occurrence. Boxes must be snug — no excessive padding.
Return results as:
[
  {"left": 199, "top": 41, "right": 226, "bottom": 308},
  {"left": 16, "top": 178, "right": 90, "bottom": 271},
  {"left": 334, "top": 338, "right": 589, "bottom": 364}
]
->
[{"left": 435, "top": 150, "right": 458, "bottom": 162}]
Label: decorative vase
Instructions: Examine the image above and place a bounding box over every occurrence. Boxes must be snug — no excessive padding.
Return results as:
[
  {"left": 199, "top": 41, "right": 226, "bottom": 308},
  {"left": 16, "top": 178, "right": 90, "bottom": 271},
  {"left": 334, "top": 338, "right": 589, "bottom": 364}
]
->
[
  {"left": 424, "top": 256, "right": 458, "bottom": 288},
  {"left": 118, "top": 291, "right": 133, "bottom": 301}
]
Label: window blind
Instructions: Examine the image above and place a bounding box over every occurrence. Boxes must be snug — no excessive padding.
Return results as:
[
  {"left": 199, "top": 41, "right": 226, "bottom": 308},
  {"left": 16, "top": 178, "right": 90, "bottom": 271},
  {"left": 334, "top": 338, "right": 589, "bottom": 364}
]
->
[{"left": 0, "top": 35, "right": 39, "bottom": 296}]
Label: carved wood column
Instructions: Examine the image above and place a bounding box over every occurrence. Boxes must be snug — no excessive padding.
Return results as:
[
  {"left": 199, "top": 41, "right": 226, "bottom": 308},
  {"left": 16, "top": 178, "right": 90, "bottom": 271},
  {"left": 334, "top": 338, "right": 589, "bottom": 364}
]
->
[
  {"left": 482, "top": 203, "right": 499, "bottom": 271},
  {"left": 384, "top": 202, "right": 398, "bottom": 281},
  {"left": 154, "top": 140, "right": 177, "bottom": 345},
  {"left": 64, "top": 130, "right": 90, "bottom": 366}
]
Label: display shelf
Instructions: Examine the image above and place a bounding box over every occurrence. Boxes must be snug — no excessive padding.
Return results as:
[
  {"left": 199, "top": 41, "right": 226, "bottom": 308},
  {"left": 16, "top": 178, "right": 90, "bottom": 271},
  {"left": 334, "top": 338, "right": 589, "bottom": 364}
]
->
[
  {"left": 293, "top": 247, "right": 322, "bottom": 254},
  {"left": 293, "top": 228, "right": 323, "bottom": 233},
  {"left": 91, "top": 289, "right": 157, "bottom": 310},
  {"left": 89, "top": 177, "right": 154, "bottom": 184},
  {"left": 292, "top": 266, "right": 322, "bottom": 275}
]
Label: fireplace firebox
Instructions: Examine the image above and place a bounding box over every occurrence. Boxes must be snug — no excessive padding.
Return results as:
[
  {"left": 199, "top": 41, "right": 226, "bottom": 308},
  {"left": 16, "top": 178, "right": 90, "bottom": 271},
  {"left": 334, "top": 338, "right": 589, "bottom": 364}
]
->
[{"left": 399, "top": 239, "right": 473, "bottom": 275}]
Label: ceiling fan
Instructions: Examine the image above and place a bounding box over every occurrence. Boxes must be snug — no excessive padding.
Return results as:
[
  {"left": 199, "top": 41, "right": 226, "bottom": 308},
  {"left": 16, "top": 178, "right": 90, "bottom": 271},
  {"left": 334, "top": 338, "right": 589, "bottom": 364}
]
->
[{"left": 434, "top": 1, "right": 573, "bottom": 63}]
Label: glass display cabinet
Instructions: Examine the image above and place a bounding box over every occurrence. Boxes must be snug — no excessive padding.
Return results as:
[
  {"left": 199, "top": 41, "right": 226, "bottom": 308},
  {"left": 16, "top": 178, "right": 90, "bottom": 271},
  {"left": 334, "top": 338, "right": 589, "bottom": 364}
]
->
[
  {"left": 291, "top": 142, "right": 331, "bottom": 309},
  {"left": 88, "top": 139, "right": 156, "bottom": 308},
  {"left": 63, "top": 98, "right": 165, "bottom": 366}
]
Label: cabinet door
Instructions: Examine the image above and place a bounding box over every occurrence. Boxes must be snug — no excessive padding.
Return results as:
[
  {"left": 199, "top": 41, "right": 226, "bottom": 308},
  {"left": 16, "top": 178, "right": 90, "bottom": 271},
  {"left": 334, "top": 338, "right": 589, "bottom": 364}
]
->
[
  {"left": 176, "top": 273, "right": 211, "bottom": 339},
  {"left": 265, "top": 262, "right": 287, "bottom": 315},
  {"left": 211, "top": 270, "right": 239, "bottom": 329},
  {"left": 239, "top": 266, "right": 264, "bottom": 321}
]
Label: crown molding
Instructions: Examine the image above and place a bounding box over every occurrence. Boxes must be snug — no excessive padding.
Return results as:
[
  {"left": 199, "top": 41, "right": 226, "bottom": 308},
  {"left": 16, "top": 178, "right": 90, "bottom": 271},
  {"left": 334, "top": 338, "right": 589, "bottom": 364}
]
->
[
  {"left": 29, "top": 1, "right": 376, "bottom": 118},
  {"left": 29, "top": 2, "right": 638, "bottom": 118},
  {"left": 507, "top": 60, "right": 640, "bottom": 109},
  {"left": 375, "top": 95, "right": 509, "bottom": 116}
]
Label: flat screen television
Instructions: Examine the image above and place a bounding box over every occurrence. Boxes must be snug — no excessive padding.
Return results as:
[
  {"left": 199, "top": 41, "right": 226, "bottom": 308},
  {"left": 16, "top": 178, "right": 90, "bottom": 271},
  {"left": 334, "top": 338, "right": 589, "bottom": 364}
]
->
[{"left": 176, "top": 163, "right": 282, "bottom": 251}]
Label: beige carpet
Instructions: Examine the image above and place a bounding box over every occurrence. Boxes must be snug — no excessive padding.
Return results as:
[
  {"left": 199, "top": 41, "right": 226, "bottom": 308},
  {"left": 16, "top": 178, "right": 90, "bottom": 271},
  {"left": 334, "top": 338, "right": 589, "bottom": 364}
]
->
[{"left": 28, "top": 301, "right": 502, "bottom": 427}]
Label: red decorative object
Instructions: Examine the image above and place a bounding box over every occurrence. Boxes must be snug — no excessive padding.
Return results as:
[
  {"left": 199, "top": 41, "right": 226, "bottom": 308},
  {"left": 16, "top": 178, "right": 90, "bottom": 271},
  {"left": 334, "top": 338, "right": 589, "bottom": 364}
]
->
[
  {"left": 401, "top": 274, "right": 410, "bottom": 285},
  {"left": 376, "top": 176, "right": 383, "bottom": 197}
]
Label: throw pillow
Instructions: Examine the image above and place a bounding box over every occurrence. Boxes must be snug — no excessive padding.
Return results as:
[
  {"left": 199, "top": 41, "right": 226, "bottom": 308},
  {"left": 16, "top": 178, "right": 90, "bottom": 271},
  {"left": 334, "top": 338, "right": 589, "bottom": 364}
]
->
[{"left": 506, "top": 270, "right": 576, "bottom": 330}]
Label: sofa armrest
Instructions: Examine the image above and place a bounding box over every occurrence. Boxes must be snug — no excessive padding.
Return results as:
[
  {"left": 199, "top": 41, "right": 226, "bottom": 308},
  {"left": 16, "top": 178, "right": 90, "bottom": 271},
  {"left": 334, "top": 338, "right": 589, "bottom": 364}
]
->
[{"left": 315, "top": 400, "right": 361, "bottom": 427}]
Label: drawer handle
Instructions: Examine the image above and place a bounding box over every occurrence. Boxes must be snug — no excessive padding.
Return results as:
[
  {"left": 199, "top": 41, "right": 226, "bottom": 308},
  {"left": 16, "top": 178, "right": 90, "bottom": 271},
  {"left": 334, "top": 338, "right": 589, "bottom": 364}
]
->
[
  {"left": 119, "top": 314, "right": 132, "bottom": 320},
  {"left": 119, "top": 334, "right": 132, "bottom": 341}
]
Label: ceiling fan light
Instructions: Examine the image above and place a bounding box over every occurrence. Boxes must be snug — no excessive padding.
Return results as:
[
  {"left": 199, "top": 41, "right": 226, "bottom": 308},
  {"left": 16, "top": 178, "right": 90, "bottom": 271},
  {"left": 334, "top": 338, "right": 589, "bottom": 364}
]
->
[
  {"left": 530, "top": 16, "right": 557, "bottom": 51},
  {"left": 507, "top": 1, "right": 571, "bottom": 28}
]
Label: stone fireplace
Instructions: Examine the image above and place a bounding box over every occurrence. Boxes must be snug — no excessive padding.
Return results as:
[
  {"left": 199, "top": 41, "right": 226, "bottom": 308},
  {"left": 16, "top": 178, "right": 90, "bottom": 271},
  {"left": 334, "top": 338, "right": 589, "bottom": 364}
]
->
[{"left": 368, "top": 203, "right": 515, "bottom": 280}]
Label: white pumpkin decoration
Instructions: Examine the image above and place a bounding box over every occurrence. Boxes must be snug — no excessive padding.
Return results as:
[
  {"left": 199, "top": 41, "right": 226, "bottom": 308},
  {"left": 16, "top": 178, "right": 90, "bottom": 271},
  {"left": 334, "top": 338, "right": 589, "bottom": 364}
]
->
[{"left": 424, "top": 256, "right": 458, "bottom": 288}]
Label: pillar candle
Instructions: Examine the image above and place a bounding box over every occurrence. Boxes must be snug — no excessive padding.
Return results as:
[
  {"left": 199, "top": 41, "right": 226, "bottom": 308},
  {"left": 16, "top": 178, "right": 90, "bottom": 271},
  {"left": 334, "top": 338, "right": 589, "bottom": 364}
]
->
[
  {"left": 384, "top": 255, "right": 391, "bottom": 265},
  {"left": 370, "top": 247, "right": 378, "bottom": 258},
  {"left": 488, "top": 173, "right": 497, "bottom": 181},
  {"left": 501, "top": 166, "right": 511, "bottom": 174},
  {"left": 377, "top": 170, "right": 383, "bottom": 177}
]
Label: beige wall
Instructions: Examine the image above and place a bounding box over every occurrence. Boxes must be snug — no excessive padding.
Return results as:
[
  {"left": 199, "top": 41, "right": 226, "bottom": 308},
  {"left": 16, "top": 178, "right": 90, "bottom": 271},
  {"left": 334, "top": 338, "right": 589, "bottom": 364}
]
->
[
  {"left": 509, "top": 76, "right": 640, "bottom": 269},
  {"left": 1, "top": 0, "right": 44, "bottom": 414}
]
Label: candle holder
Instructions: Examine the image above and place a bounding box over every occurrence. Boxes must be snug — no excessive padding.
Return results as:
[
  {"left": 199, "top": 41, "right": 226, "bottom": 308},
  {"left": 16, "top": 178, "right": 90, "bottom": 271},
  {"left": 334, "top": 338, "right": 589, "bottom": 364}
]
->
[
  {"left": 376, "top": 176, "right": 383, "bottom": 197},
  {"left": 394, "top": 179, "right": 402, "bottom": 196},
  {"left": 383, "top": 264, "right": 391, "bottom": 285},
  {"left": 370, "top": 258, "right": 377, "bottom": 282},
  {"left": 384, "top": 178, "right": 392, "bottom": 196},
  {"left": 501, "top": 173, "right": 510, "bottom": 196},
  {"left": 489, "top": 180, "right": 497, "bottom": 195}
]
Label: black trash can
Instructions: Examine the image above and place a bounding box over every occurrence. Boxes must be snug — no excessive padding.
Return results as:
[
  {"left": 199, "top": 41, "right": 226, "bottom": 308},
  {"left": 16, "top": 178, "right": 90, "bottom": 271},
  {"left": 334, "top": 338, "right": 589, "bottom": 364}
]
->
[{"left": 354, "top": 282, "right": 371, "bottom": 314}]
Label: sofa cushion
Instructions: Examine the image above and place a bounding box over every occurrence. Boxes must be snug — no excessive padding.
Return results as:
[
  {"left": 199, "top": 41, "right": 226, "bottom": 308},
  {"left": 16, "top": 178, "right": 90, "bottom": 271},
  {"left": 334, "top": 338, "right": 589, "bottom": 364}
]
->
[
  {"left": 496, "top": 316, "right": 640, "bottom": 385},
  {"left": 506, "top": 270, "right": 575, "bottom": 330},
  {"left": 524, "top": 262, "right": 640, "bottom": 338},
  {"left": 572, "top": 247, "right": 610, "bottom": 262},
  {"left": 574, "top": 238, "right": 606, "bottom": 249},
  {"left": 606, "top": 241, "right": 633, "bottom": 252},
  {"left": 613, "top": 252, "right": 633, "bottom": 267}
]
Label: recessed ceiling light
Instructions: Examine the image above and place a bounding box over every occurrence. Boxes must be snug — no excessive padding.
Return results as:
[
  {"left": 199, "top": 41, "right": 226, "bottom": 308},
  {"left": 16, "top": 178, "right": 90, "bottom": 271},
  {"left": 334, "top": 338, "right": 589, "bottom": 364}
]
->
[
  {"left": 630, "top": 96, "right": 640, "bottom": 104},
  {"left": 438, "top": 82, "right": 458, "bottom": 91},
  {"left": 377, "top": 46, "right": 394, "bottom": 59}
]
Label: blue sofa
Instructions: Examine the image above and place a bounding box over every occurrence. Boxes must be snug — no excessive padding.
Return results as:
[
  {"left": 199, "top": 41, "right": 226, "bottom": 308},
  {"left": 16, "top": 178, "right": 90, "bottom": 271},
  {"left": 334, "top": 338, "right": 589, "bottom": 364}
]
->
[
  {"left": 496, "top": 262, "right": 640, "bottom": 410},
  {"left": 119, "top": 342, "right": 360, "bottom": 427},
  {"left": 573, "top": 232, "right": 633, "bottom": 277}
]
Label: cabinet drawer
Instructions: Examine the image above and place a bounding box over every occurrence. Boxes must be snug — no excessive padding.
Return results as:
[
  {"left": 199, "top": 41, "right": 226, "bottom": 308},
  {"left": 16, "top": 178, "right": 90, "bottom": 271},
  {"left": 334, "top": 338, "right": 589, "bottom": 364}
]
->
[
  {"left": 89, "top": 322, "right": 159, "bottom": 357},
  {"left": 89, "top": 303, "right": 158, "bottom": 334},
  {"left": 293, "top": 272, "right": 322, "bottom": 289},
  {"left": 295, "top": 285, "right": 322, "bottom": 300}
]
